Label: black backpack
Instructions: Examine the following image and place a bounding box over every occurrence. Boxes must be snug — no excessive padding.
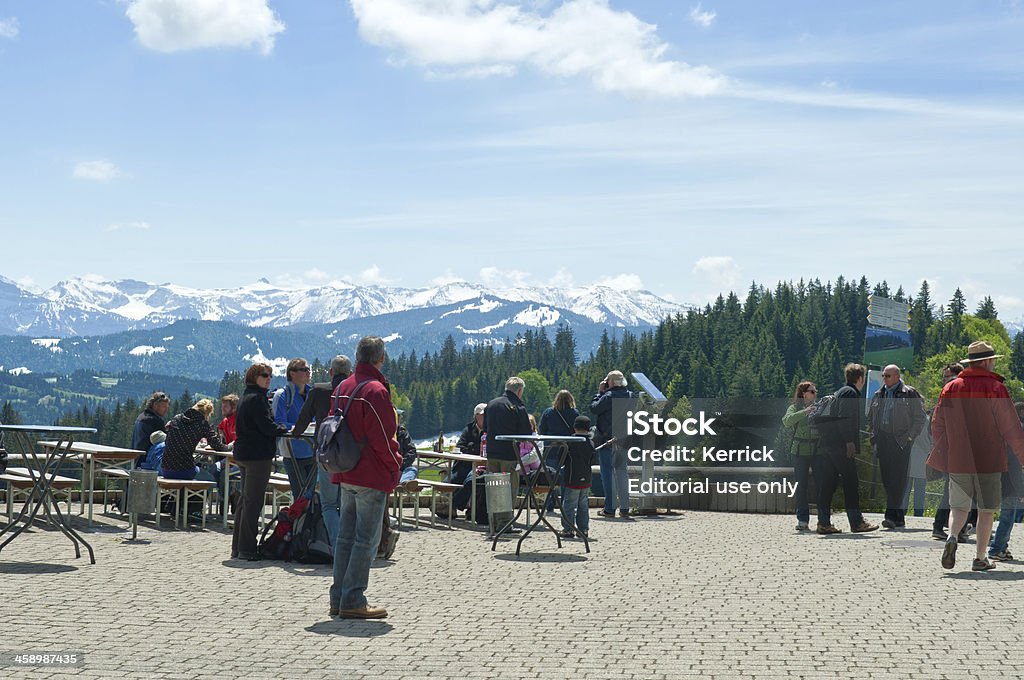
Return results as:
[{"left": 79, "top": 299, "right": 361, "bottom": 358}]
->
[
  {"left": 806, "top": 393, "right": 840, "bottom": 439},
  {"left": 290, "top": 492, "right": 333, "bottom": 564}
]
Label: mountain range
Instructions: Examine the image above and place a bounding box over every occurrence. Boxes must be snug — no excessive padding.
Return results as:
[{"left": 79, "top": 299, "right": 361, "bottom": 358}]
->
[{"left": 0, "top": 275, "right": 691, "bottom": 379}]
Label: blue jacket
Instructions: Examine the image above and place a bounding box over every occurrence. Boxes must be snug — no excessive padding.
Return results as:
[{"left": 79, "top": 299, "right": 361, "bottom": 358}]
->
[
  {"left": 274, "top": 383, "right": 313, "bottom": 459},
  {"left": 140, "top": 442, "right": 165, "bottom": 472}
]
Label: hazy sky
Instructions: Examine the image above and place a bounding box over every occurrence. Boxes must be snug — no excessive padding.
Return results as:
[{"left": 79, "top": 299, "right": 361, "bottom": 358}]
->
[{"left": 2, "top": 1, "right": 1023, "bottom": 317}]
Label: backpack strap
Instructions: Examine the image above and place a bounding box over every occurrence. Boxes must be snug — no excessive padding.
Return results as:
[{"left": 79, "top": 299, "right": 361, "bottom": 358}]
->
[{"left": 330, "top": 380, "right": 374, "bottom": 418}]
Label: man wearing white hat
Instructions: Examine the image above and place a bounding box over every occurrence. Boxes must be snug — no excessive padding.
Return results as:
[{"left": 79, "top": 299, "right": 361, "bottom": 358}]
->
[{"left": 928, "top": 340, "right": 1024, "bottom": 571}]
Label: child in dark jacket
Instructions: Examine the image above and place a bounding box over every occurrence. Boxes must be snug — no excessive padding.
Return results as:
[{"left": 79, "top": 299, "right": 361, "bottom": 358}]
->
[{"left": 561, "top": 416, "right": 596, "bottom": 538}]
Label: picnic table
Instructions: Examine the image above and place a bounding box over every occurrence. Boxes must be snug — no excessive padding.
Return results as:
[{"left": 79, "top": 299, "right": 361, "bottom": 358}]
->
[
  {"left": 38, "top": 440, "right": 145, "bottom": 526},
  {"left": 415, "top": 448, "right": 486, "bottom": 527}
]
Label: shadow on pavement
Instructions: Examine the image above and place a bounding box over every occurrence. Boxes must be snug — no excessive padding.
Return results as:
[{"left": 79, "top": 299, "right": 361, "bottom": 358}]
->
[
  {"left": 494, "top": 552, "right": 588, "bottom": 563},
  {"left": 0, "top": 561, "right": 78, "bottom": 574},
  {"left": 305, "top": 621, "right": 394, "bottom": 637},
  {"left": 945, "top": 570, "right": 1024, "bottom": 581}
]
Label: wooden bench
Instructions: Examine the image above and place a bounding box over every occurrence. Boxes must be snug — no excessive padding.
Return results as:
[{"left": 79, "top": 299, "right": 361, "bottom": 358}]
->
[
  {"left": 156, "top": 478, "right": 217, "bottom": 529},
  {"left": 267, "top": 473, "right": 293, "bottom": 525},
  {"left": 393, "top": 478, "right": 463, "bottom": 530},
  {"left": 1, "top": 467, "right": 78, "bottom": 522},
  {"left": 95, "top": 467, "right": 131, "bottom": 515}
]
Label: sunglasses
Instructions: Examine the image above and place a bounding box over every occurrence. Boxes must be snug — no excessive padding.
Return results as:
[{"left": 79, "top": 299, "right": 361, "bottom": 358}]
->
[
  {"left": 291, "top": 367, "right": 310, "bottom": 373},
  {"left": 806, "top": 389, "right": 817, "bottom": 394},
  {"left": 258, "top": 372, "right": 272, "bottom": 379}
]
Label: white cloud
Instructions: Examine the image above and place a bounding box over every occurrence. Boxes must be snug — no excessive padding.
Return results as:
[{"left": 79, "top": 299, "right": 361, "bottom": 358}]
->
[
  {"left": 304, "top": 268, "right": 331, "bottom": 282},
  {"left": 689, "top": 4, "right": 716, "bottom": 29},
  {"left": 350, "top": 0, "right": 724, "bottom": 98},
  {"left": 479, "top": 266, "right": 531, "bottom": 287},
  {"left": 105, "top": 221, "right": 151, "bottom": 232},
  {"left": 16, "top": 276, "right": 39, "bottom": 292},
  {"left": 820, "top": 79, "right": 838, "bottom": 89},
  {"left": 0, "top": 17, "right": 18, "bottom": 39},
  {"left": 597, "top": 273, "right": 644, "bottom": 290},
  {"left": 431, "top": 269, "right": 467, "bottom": 286},
  {"left": 547, "top": 268, "right": 575, "bottom": 288},
  {"left": 73, "top": 160, "right": 122, "bottom": 182},
  {"left": 693, "top": 256, "right": 741, "bottom": 289},
  {"left": 353, "top": 265, "right": 391, "bottom": 285},
  {"left": 125, "top": 0, "right": 285, "bottom": 55}
]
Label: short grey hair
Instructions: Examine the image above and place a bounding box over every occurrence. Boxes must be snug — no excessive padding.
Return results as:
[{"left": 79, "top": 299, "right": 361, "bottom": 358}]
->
[
  {"left": 356, "top": 336, "right": 386, "bottom": 365},
  {"left": 474, "top": 402, "right": 487, "bottom": 415},
  {"left": 505, "top": 376, "right": 525, "bottom": 394},
  {"left": 606, "top": 370, "right": 627, "bottom": 388},
  {"left": 330, "top": 355, "right": 353, "bottom": 377}
]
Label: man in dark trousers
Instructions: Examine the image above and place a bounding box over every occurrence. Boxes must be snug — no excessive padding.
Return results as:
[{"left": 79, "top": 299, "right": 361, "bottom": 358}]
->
[
  {"left": 293, "top": 354, "right": 352, "bottom": 547},
  {"left": 816, "top": 363, "right": 879, "bottom": 535},
  {"left": 484, "top": 376, "right": 532, "bottom": 502},
  {"left": 867, "top": 364, "right": 926, "bottom": 529}
]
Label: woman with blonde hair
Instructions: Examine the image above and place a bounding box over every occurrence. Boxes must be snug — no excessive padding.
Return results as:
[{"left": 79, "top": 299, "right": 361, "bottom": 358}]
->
[{"left": 161, "top": 398, "right": 231, "bottom": 480}]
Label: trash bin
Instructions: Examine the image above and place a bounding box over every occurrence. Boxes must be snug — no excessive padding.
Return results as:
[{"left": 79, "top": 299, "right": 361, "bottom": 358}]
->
[
  {"left": 128, "top": 470, "right": 159, "bottom": 515},
  {"left": 127, "top": 469, "right": 159, "bottom": 539},
  {"left": 484, "top": 472, "right": 514, "bottom": 535}
]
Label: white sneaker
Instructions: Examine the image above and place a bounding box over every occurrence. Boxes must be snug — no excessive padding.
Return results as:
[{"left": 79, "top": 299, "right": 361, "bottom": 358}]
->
[{"left": 796, "top": 521, "right": 809, "bottom": 531}]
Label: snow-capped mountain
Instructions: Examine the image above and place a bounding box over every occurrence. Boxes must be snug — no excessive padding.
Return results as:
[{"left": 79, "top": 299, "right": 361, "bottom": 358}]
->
[{"left": 0, "top": 276, "right": 690, "bottom": 337}]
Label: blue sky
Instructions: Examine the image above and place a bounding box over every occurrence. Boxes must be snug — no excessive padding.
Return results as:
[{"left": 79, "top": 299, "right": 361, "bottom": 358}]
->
[{"left": 2, "top": 1, "right": 1023, "bottom": 317}]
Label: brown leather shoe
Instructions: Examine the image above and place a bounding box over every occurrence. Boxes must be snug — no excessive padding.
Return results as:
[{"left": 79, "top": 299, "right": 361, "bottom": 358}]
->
[
  {"left": 851, "top": 521, "right": 879, "bottom": 533},
  {"left": 339, "top": 605, "right": 388, "bottom": 619},
  {"left": 816, "top": 524, "right": 842, "bottom": 535}
]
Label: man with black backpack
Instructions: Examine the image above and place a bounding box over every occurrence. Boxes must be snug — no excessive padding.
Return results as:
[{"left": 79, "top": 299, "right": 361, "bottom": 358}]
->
[
  {"left": 816, "top": 363, "right": 879, "bottom": 535},
  {"left": 327, "top": 336, "right": 402, "bottom": 620}
]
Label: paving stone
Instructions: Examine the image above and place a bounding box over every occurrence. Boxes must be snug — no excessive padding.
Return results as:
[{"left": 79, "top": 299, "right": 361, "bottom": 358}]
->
[{"left": 1, "top": 511, "right": 1021, "bottom": 678}]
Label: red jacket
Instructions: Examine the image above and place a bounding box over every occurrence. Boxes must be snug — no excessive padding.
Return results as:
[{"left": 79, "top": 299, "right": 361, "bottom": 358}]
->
[
  {"left": 217, "top": 413, "right": 236, "bottom": 444},
  {"left": 927, "top": 367, "right": 1024, "bottom": 474},
  {"left": 330, "top": 363, "right": 401, "bottom": 492}
]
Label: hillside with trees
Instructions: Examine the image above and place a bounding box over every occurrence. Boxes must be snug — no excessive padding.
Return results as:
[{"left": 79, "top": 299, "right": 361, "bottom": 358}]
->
[{"left": 4, "top": 277, "right": 1022, "bottom": 442}]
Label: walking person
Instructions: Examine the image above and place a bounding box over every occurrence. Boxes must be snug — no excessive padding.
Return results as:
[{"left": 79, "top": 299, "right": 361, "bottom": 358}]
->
[
  {"left": 988, "top": 402, "right": 1024, "bottom": 562},
  {"left": 929, "top": 341, "right": 1024, "bottom": 571},
  {"left": 816, "top": 363, "right": 879, "bottom": 535}
]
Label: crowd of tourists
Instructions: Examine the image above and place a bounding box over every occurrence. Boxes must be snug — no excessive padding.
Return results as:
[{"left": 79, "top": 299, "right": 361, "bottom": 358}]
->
[
  {"left": 125, "top": 334, "right": 637, "bottom": 619},
  {"left": 782, "top": 340, "right": 1024, "bottom": 572}
]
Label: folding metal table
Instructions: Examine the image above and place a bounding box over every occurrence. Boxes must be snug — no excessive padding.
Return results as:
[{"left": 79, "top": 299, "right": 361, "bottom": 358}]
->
[{"left": 0, "top": 425, "right": 98, "bottom": 564}]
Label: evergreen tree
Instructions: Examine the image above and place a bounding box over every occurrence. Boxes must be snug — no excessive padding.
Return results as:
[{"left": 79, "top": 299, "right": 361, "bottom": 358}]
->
[
  {"left": 1, "top": 401, "right": 23, "bottom": 425},
  {"left": 1011, "top": 332, "right": 1024, "bottom": 382},
  {"left": 976, "top": 296, "right": 998, "bottom": 320},
  {"left": 949, "top": 289, "right": 967, "bottom": 318}
]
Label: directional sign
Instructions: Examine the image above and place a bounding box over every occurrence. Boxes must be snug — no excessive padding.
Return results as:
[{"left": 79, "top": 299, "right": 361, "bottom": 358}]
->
[{"left": 867, "top": 295, "right": 910, "bottom": 332}]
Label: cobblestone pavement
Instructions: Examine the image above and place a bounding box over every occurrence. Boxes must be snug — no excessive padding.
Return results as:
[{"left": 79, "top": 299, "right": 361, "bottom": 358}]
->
[{"left": 2, "top": 508, "right": 1022, "bottom": 679}]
